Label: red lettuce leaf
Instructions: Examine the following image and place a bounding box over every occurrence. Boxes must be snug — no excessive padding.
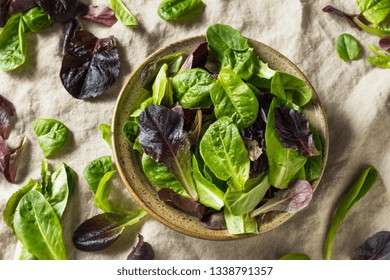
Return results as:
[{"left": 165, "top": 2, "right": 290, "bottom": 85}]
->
[
  {"left": 322, "top": 5, "right": 362, "bottom": 30},
  {"left": 34, "top": 0, "right": 79, "bottom": 23},
  {"left": 200, "top": 211, "right": 227, "bottom": 230},
  {"left": 158, "top": 188, "right": 207, "bottom": 219},
  {"left": 62, "top": 19, "right": 81, "bottom": 54},
  {"left": 60, "top": 29, "right": 120, "bottom": 99},
  {"left": 0, "top": 0, "right": 11, "bottom": 27},
  {"left": 138, "top": 105, "right": 198, "bottom": 199},
  {"left": 357, "top": 231, "right": 390, "bottom": 260},
  {"left": 0, "top": 136, "right": 27, "bottom": 183},
  {"left": 127, "top": 234, "right": 154, "bottom": 260},
  {"left": 9, "top": 0, "right": 36, "bottom": 14},
  {"left": 379, "top": 37, "right": 390, "bottom": 51},
  {"left": 82, "top": 4, "right": 117, "bottom": 27},
  {"left": 274, "top": 107, "right": 320, "bottom": 157},
  {"left": 0, "top": 94, "right": 16, "bottom": 139},
  {"left": 180, "top": 42, "right": 209, "bottom": 72}
]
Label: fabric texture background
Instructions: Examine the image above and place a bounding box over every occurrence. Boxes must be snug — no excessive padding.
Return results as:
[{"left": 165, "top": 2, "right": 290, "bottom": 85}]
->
[{"left": 1, "top": 0, "right": 389, "bottom": 260}]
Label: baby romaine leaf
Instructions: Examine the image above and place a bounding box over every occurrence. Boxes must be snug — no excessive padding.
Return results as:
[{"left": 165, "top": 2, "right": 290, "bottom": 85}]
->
[
  {"left": 324, "top": 166, "right": 377, "bottom": 260},
  {"left": 34, "top": 0, "right": 79, "bottom": 24},
  {"left": 14, "top": 190, "right": 68, "bottom": 260},
  {"left": 271, "top": 72, "right": 312, "bottom": 107},
  {"left": 0, "top": 94, "right": 16, "bottom": 139},
  {"left": 172, "top": 68, "right": 214, "bottom": 108},
  {"left": 127, "top": 234, "right": 155, "bottom": 260},
  {"left": 2, "top": 179, "right": 40, "bottom": 230},
  {"left": 206, "top": 23, "right": 249, "bottom": 62},
  {"left": 158, "top": 188, "right": 207, "bottom": 219},
  {"left": 357, "top": 231, "right": 390, "bottom": 260},
  {"left": 42, "top": 162, "right": 74, "bottom": 219},
  {"left": 224, "top": 207, "right": 258, "bottom": 235},
  {"left": 335, "top": 33, "right": 361, "bottom": 62},
  {"left": 265, "top": 98, "right": 307, "bottom": 189},
  {"left": 225, "top": 172, "right": 270, "bottom": 216},
  {"left": 192, "top": 156, "right": 224, "bottom": 210},
  {"left": 142, "top": 153, "right": 190, "bottom": 198},
  {"left": 250, "top": 179, "right": 313, "bottom": 217},
  {"left": 73, "top": 209, "right": 147, "bottom": 251},
  {"left": 32, "top": 118, "right": 70, "bottom": 158},
  {"left": 109, "top": 0, "right": 138, "bottom": 28},
  {"left": 367, "top": 44, "right": 390, "bottom": 68},
  {"left": 210, "top": 67, "right": 259, "bottom": 129},
  {"left": 83, "top": 156, "right": 116, "bottom": 193},
  {"left": 99, "top": 123, "right": 112, "bottom": 148},
  {"left": 199, "top": 116, "right": 250, "bottom": 191},
  {"left": 138, "top": 104, "right": 198, "bottom": 200},
  {"left": 158, "top": 0, "right": 204, "bottom": 22},
  {"left": 152, "top": 64, "right": 173, "bottom": 107},
  {"left": 60, "top": 29, "right": 120, "bottom": 100},
  {"left": 274, "top": 107, "right": 320, "bottom": 157},
  {"left": 94, "top": 170, "right": 130, "bottom": 214},
  {"left": 123, "top": 120, "right": 139, "bottom": 144},
  {"left": 356, "top": 0, "right": 390, "bottom": 25},
  {"left": 141, "top": 52, "right": 184, "bottom": 90}
]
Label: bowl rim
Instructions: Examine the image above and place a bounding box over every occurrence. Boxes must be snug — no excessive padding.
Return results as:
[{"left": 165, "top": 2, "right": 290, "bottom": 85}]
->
[{"left": 112, "top": 34, "right": 329, "bottom": 240}]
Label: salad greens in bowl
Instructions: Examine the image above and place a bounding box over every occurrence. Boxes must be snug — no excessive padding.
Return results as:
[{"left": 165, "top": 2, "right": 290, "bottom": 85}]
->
[{"left": 112, "top": 24, "right": 328, "bottom": 240}]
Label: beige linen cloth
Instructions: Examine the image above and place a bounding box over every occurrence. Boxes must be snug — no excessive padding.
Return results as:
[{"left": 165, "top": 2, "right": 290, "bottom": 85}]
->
[{"left": 1, "top": 0, "right": 389, "bottom": 260}]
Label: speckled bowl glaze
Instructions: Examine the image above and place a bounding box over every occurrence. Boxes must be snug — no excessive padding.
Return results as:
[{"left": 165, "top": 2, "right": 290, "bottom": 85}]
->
[{"left": 112, "top": 35, "right": 329, "bottom": 240}]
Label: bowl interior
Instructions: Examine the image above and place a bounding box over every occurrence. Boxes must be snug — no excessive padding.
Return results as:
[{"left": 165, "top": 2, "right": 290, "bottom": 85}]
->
[{"left": 112, "top": 35, "right": 329, "bottom": 240}]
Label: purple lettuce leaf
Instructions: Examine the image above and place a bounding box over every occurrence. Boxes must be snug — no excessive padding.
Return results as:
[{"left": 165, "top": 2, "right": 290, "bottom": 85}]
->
[
  {"left": 0, "top": 136, "right": 27, "bottom": 183},
  {"left": 0, "top": 0, "right": 11, "bottom": 27},
  {"left": 0, "top": 94, "right": 16, "bottom": 139},
  {"left": 60, "top": 29, "right": 120, "bottom": 99},
  {"left": 251, "top": 179, "right": 313, "bottom": 217},
  {"left": 127, "top": 234, "right": 154, "bottom": 260},
  {"left": 379, "top": 37, "right": 390, "bottom": 51},
  {"left": 34, "top": 0, "right": 79, "bottom": 24},
  {"left": 322, "top": 5, "right": 362, "bottom": 30},
  {"left": 274, "top": 107, "right": 320, "bottom": 157},
  {"left": 81, "top": 4, "right": 117, "bottom": 27},
  {"left": 158, "top": 188, "right": 207, "bottom": 219},
  {"left": 138, "top": 105, "right": 198, "bottom": 200},
  {"left": 9, "top": 0, "right": 36, "bottom": 14},
  {"left": 180, "top": 42, "right": 209, "bottom": 72},
  {"left": 357, "top": 231, "right": 390, "bottom": 260},
  {"left": 200, "top": 211, "right": 227, "bottom": 230},
  {"left": 62, "top": 19, "right": 81, "bottom": 54}
]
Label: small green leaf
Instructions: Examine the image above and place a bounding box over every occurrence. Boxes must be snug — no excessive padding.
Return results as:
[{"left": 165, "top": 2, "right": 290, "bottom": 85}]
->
[
  {"left": 99, "top": 123, "right": 112, "bottom": 148},
  {"left": 32, "top": 118, "right": 70, "bottom": 158},
  {"left": 335, "top": 34, "right": 361, "bottom": 62},
  {"left": 83, "top": 156, "right": 116, "bottom": 193},
  {"left": 109, "top": 0, "right": 138, "bottom": 28},
  {"left": 224, "top": 207, "right": 258, "bottom": 235},
  {"left": 158, "top": 0, "right": 204, "bottom": 22},
  {"left": 324, "top": 166, "right": 378, "bottom": 260}
]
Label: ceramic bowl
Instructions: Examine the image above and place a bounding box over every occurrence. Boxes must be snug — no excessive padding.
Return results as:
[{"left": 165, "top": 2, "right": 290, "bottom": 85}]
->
[{"left": 112, "top": 35, "right": 329, "bottom": 240}]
